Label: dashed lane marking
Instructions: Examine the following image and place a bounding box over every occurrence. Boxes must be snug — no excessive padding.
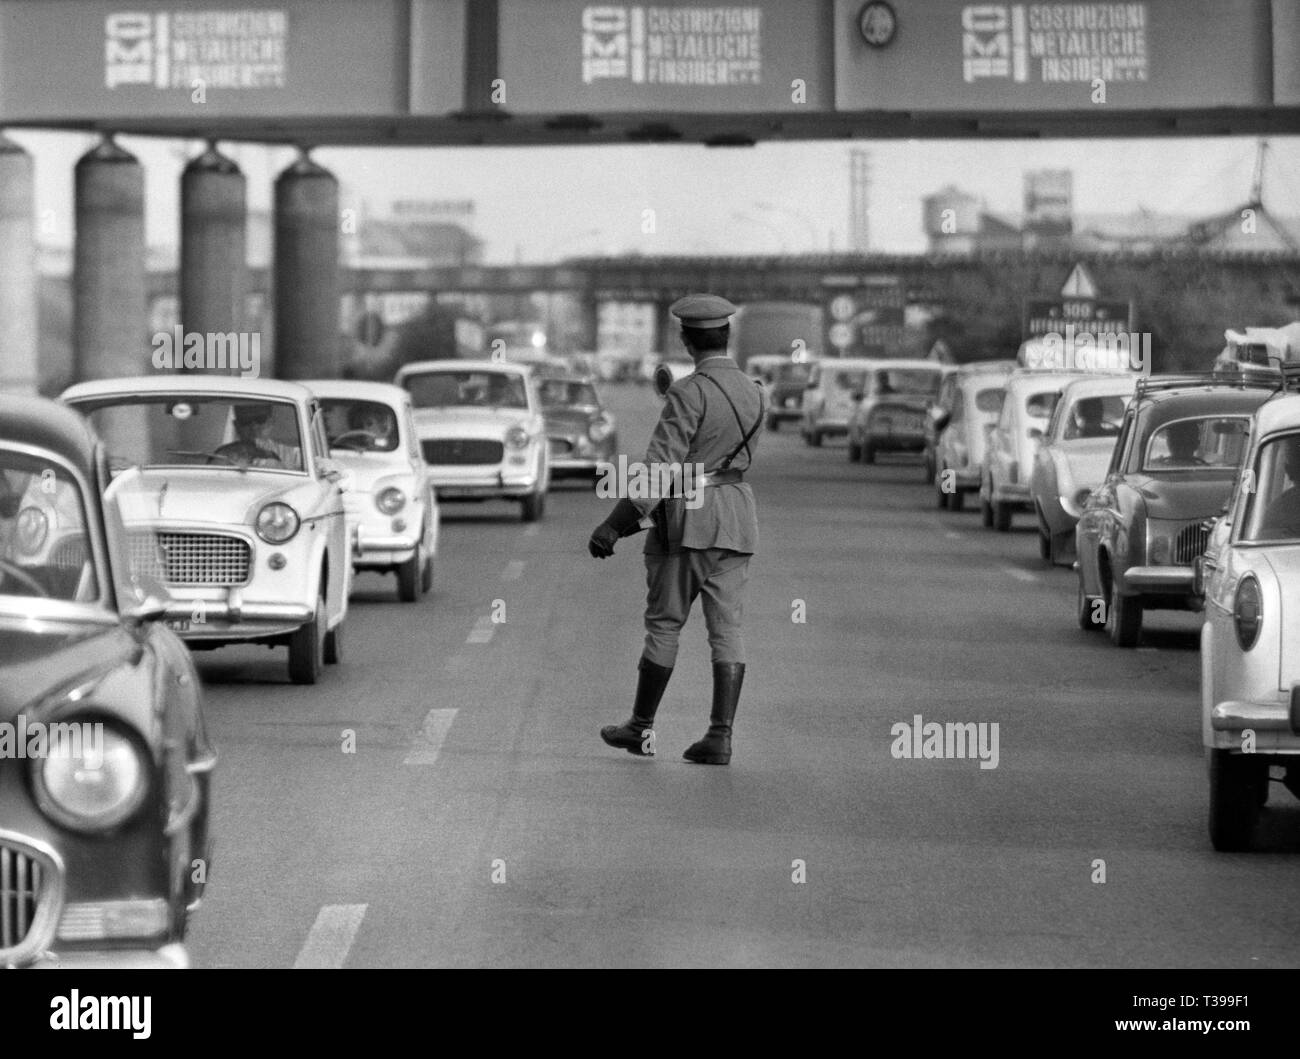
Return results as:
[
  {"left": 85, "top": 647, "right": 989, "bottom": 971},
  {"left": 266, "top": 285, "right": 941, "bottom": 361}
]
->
[
  {"left": 501, "top": 560, "right": 525, "bottom": 581},
  {"left": 404, "top": 707, "right": 459, "bottom": 765},
  {"left": 524, "top": 524, "right": 540, "bottom": 537},
  {"left": 293, "top": 904, "right": 367, "bottom": 969},
  {"left": 1000, "top": 565, "right": 1039, "bottom": 583},
  {"left": 466, "top": 615, "right": 495, "bottom": 644}
]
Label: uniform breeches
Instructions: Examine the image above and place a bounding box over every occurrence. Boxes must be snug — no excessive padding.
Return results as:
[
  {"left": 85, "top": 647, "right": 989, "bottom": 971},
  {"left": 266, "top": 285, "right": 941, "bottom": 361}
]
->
[{"left": 642, "top": 547, "right": 750, "bottom": 667}]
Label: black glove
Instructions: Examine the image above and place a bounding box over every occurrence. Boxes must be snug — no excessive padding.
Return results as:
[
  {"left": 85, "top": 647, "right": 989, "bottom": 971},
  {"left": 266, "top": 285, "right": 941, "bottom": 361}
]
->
[{"left": 588, "top": 497, "right": 644, "bottom": 559}]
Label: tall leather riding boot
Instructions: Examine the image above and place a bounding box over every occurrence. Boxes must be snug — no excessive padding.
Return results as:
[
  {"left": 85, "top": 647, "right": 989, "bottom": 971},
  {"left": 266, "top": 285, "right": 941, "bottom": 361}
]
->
[
  {"left": 601, "top": 657, "right": 673, "bottom": 756},
  {"left": 683, "top": 662, "right": 745, "bottom": 765}
]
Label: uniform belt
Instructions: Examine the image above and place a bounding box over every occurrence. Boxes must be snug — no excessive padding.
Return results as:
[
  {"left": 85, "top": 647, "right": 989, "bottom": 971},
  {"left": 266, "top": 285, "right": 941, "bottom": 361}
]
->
[{"left": 696, "top": 468, "right": 743, "bottom": 488}]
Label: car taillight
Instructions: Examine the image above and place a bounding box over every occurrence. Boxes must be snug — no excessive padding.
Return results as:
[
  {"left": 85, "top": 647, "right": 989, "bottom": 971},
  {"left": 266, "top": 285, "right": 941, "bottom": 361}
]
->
[{"left": 1234, "top": 576, "right": 1262, "bottom": 651}]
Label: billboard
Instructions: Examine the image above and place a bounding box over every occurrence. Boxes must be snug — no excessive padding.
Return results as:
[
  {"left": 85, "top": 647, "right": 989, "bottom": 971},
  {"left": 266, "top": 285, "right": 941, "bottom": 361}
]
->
[
  {"left": 835, "top": 0, "right": 1274, "bottom": 110},
  {"left": 1274, "top": 0, "right": 1300, "bottom": 104},
  {"left": 443, "top": 0, "right": 833, "bottom": 114},
  {"left": 0, "top": 0, "right": 411, "bottom": 119}
]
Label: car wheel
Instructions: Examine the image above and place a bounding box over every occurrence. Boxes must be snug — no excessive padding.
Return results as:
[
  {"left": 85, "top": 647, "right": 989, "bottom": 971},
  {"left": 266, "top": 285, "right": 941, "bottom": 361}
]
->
[
  {"left": 980, "top": 487, "right": 993, "bottom": 529},
  {"left": 522, "top": 490, "right": 545, "bottom": 522},
  {"left": 993, "top": 500, "right": 1012, "bottom": 532},
  {"left": 766, "top": 413, "right": 779, "bottom": 432},
  {"left": 922, "top": 454, "right": 935, "bottom": 485},
  {"left": 808, "top": 430, "right": 823, "bottom": 448},
  {"left": 1208, "top": 749, "right": 1262, "bottom": 852},
  {"left": 934, "top": 471, "right": 948, "bottom": 510},
  {"left": 421, "top": 553, "right": 435, "bottom": 594},
  {"left": 397, "top": 544, "right": 422, "bottom": 603},
  {"left": 1050, "top": 530, "right": 1074, "bottom": 568},
  {"left": 946, "top": 488, "right": 964, "bottom": 513},
  {"left": 288, "top": 592, "right": 326, "bottom": 685},
  {"left": 1038, "top": 527, "right": 1052, "bottom": 561},
  {"left": 324, "top": 620, "right": 343, "bottom": 665},
  {"left": 1077, "top": 570, "right": 1105, "bottom": 631},
  {"left": 862, "top": 442, "right": 875, "bottom": 464},
  {"left": 1106, "top": 571, "right": 1142, "bottom": 647},
  {"left": 847, "top": 438, "right": 862, "bottom": 462}
]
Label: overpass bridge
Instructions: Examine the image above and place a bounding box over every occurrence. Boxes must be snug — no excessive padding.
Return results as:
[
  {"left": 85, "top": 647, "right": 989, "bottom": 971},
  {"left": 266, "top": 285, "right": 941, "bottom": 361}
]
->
[{"left": 0, "top": 0, "right": 1299, "bottom": 394}]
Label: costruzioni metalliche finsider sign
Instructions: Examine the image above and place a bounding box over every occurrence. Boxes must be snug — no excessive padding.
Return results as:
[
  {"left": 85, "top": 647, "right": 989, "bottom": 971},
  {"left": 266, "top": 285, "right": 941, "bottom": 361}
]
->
[
  {"left": 0, "top": 0, "right": 409, "bottom": 118},
  {"left": 491, "top": 0, "right": 831, "bottom": 112}
]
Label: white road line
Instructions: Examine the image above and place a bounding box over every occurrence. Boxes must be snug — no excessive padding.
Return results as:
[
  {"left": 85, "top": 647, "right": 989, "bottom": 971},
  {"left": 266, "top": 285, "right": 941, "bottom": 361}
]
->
[
  {"left": 1000, "top": 565, "right": 1039, "bottom": 583},
  {"left": 293, "top": 904, "right": 367, "bottom": 969},
  {"left": 466, "top": 615, "right": 495, "bottom": 644},
  {"left": 945, "top": 531, "right": 963, "bottom": 540},
  {"left": 404, "top": 707, "right": 459, "bottom": 766},
  {"left": 524, "top": 524, "right": 540, "bottom": 537},
  {"left": 501, "top": 560, "right": 525, "bottom": 581}
]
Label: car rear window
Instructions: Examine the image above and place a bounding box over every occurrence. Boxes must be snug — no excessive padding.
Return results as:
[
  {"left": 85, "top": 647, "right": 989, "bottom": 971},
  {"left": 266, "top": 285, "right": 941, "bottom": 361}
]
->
[
  {"left": 1025, "top": 392, "right": 1060, "bottom": 420},
  {"left": 1142, "top": 416, "right": 1250, "bottom": 471},
  {"left": 974, "top": 387, "right": 1004, "bottom": 413}
]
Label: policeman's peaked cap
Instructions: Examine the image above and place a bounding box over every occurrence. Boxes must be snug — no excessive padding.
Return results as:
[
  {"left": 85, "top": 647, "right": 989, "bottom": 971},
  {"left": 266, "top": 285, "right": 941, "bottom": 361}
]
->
[{"left": 670, "top": 293, "right": 738, "bottom": 329}]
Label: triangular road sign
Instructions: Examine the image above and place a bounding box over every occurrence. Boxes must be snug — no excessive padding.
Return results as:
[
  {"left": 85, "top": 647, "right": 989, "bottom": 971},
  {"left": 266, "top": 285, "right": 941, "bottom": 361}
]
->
[{"left": 1061, "top": 263, "right": 1098, "bottom": 299}]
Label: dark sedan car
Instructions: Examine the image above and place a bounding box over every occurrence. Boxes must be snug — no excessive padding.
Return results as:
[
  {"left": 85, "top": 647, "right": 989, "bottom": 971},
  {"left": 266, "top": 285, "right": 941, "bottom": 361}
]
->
[
  {"left": 536, "top": 375, "right": 618, "bottom": 480},
  {"left": 0, "top": 395, "right": 214, "bottom": 968},
  {"left": 1075, "top": 376, "right": 1274, "bottom": 647}
]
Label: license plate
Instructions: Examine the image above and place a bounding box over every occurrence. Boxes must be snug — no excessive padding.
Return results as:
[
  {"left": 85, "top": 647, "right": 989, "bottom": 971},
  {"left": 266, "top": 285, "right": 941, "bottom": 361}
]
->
[{"left": 164, "top": 619, "right": 190, "bottom": 633}]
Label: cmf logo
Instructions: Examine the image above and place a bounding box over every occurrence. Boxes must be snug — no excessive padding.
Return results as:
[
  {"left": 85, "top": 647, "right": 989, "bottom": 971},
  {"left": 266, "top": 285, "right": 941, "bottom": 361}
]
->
[{"left": 105, "top": 12, "right": 163, "bottom": 89}]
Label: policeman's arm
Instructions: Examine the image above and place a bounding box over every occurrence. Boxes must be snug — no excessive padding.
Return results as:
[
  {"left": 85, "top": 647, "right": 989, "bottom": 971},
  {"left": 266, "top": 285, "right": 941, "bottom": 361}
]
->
[{"left": 631, "top": 382, "right": 702, "bottom": 518}]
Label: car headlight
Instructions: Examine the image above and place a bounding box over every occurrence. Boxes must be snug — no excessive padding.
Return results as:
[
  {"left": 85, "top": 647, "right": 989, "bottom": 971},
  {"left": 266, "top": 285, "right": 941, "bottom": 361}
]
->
[
  {"left": 588, "top": 416, "right": 613, "bottom": 443},
  {"left": 376, "top": 487, "right": 406, "bottom": 515},
  {"left": 505, "top": 425, "right": 530, "bottom": 450},
  {"left": 256, "top": 502, "right": 300, "bottom": 544},
  {"left": 32, "top": 721, "right": 148, "bottom": 833},
  {"left": 15, "top": 506, "right": 48, "bottom": 554},
  {"left": 1234, "top": 575, "right": 1262, "bottom": 651}
]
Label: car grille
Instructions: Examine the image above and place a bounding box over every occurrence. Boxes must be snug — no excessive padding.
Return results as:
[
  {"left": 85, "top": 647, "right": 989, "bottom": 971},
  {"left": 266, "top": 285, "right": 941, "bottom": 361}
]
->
[
  {"left": 1174, "top": 521, "right": 1210, "bottom": 565},
  {"left": 49, "top": 535, "right": 88, "bottom": 570},
  {"left": 130, "top": 531, "right": 251, "bottom": 586},
  {"left": 0, "top": 839, "right": 55, "bottom": 961},
  {"left": 422, "top": 439, "right": 504, "bottom": 465}
]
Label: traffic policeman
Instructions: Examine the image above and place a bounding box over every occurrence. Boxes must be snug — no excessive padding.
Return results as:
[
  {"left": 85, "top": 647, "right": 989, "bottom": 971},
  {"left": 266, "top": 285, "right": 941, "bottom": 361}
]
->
[{"left": 588, "top": 293, "right": 764, "bottom": 765}]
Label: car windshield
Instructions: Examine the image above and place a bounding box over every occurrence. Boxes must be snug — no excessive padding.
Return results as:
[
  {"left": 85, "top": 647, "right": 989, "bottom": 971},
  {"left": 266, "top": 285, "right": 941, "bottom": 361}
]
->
[
  {"left": 321, "top": 399, "right": 399, "bottom": 453},
  {"left": 974, "top": 387, "right": 1004, "bottom": 414},
  {"left": 0, "top": 448, "right": 100, "bottom": 603},
  {"left": 404, "top": 371, "right": 528, "bottom": 410},
  {"left": 873, "top": 369, "right": 940, "bottom": 396},
  {"left": 1062, "top": 394, "right": 1130, "bottom": 440},
  {"left": 1242, "top": 434, "right": 1300, "bottom": 542},
  {"left": 832, "top": 370, "right": 866, "bottom": 392},
  {"left": 774, "top": 363, "right": 811, "bottom": 383},
  {"left": 71, "top": 396, "right": 304, "bottom": 473},
  {"left": 538, "top": 380, "right": 599, "bottom": 410},
  {"left": 1142, "top": 416, "right": 1250, "bottom": 472}
]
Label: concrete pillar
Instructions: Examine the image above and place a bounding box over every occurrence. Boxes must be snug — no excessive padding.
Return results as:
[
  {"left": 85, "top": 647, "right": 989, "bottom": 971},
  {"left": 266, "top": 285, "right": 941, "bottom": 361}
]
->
[
  {"left": 578, "top": 293, "right": 599, "bottom": 351},
  {"left": 181, "top": 143, "right": 248, "bottom": 372},
  {"left": 652, "top": 298, "right": 675, "bottom": 357},
  {"left": 273, "top": 151, "right": 339, "bottom": 380},
  {"left": 0, "top": 135, "right": 37, "bottom": 395},
  {"left": 74, "top": 136, "right": 147, "bottom": 453},
  {"left": 74, "top": 136, "right": 146, "bottom": 383}
]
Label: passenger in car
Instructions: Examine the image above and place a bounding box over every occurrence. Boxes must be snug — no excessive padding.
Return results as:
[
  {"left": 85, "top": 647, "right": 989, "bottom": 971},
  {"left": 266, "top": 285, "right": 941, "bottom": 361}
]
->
[
  {"left": 217, "top": 405, "right": 302, "bottom": 470},
  {"left": 1259, "top": 437, "right": 1300, "bottom": 537}
]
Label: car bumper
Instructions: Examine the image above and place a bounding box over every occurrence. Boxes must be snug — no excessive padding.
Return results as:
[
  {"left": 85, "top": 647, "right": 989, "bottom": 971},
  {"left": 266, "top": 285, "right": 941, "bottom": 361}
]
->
[
  {"left": 28, "top": 942, "right": 190, "bottom": 969},
  {"left": 550, "top": 457, "right": 601, "bottom": 473},
  {"left": 1209, "top": 694, "right": 1300, "bottom": 752},
  {"left": 992, "top": 481, "right": 1032, "bottom": 504},
  {"left": 435, "top": 479, "right": 538, "bottom": 499},
  {"left": 353, "top": 527, "right": 418, "bottom": 565},
  {"left": 161, "top": 599, "right": 312, "bottom": 640},
  {"left": 866, "top": 428, "right": 926, "bottom": 451},
  {"left": 1122, "top": 565, "right": 1195, "bottom": 593}
]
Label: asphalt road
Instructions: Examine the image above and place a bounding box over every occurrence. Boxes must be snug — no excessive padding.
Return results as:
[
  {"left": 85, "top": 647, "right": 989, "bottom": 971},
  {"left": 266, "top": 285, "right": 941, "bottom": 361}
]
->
[{"left": 187, "top": 380, "right": 1300, "bottom": 968}]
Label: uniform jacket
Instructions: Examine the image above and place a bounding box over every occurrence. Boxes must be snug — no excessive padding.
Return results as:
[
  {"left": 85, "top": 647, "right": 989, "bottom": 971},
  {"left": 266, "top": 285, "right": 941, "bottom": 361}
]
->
[{"left": 632, "top": 354, "right": 764, "bottom": 554}]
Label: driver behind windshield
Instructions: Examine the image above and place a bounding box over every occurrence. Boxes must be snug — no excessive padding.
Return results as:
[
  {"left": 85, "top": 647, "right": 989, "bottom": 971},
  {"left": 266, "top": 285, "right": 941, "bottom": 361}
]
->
[
  {"left": 1151, "top": 420, "right": 1204, "bottom": 467},
  {"left": 1257, "top": 436, "right": 1300, "bottom": 538},
  {"left": 347, "top": 405, "right": 396, "bottom": 451},
  {"left": 215, "top": 404, "right": 301, "bottom": 469}
]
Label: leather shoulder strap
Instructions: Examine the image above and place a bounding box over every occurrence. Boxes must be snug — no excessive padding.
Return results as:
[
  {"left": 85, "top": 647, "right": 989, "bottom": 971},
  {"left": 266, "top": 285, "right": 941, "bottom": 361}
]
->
[{"left": 696, "top": 371, "right": 763, "bottom": 470}]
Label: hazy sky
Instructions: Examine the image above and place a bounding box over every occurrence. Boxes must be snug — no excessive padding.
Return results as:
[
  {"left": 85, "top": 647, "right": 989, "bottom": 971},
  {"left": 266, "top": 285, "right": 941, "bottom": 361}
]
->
[{"left": 12, "top": 130, "right": 1300, "bottom": 261}]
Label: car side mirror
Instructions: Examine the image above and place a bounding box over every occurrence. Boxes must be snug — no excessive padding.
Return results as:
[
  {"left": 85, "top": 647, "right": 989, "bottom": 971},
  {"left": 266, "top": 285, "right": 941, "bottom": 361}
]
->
[
  {"left": 123, "top": 574, "right": 171, "bottom": 625},
  {"left": 930, "top": 408, "right": 951, "bottom": 432},
  {"left": 316, "top": 457, "right": 354, "bottom": 491}
]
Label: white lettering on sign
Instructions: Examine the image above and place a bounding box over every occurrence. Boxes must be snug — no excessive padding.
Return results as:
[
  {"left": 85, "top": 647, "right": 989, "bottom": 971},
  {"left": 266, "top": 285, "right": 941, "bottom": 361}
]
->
[
  {"left": 582, "top": 5, "right": 763, "bottom": 86},
  {"left": 106, "top": 8, "right": 288, "bottom": 90},
  {"left": 962, "top": 4, "right": 1147, "bottom": 85}
]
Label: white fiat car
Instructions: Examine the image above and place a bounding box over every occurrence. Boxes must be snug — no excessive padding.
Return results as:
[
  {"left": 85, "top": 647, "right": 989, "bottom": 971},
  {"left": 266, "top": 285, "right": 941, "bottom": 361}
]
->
[
  {"left": 395, "top": 359, "right": 550, "bottom": 522},
  {"left": 305, "top": 379, "right": 439, "bottom": 602},
  {"left": 1198, "top": 392, "right": 1300, "bottom": 851},
  {"left": 61, "top": 376, "right": 351, "bottom": 685}
]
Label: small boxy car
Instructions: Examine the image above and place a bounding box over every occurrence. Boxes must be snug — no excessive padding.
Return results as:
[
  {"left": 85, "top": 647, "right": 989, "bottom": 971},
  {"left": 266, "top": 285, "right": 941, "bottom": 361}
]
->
[
  {"left": 1198, "top": 385, "right": 1300, "bottom": 850},
  {"left": 845, "top": 359, "right": 946, "bottom": 464},
  {"left": 1075, "top": 375, "right": 1272, "bottom": 647},
  {"left": 306, "top": 380, "right": 439, "bottom": 603},
  {"left": 1029, "top": 374, "right": 1136, "bottom": 565},
  {"left": 535, "top": 373, "right": 618, "bottom": 480},
  {"left": 927, "top": 360, "right": 1015, "bottom": 509},
  {"left": 980, "top": 370, "right": 1089, "bottom": 531},
  {"left": 0, "top": 394, "right": 214, "bottom": 968},
  {"left": 800, "top": 357, "right": 877, "bottom": 447},
  {"left": 745, "top": 354, "right": 815, "bottom": 430},
  {"left": 395, "top": 359, "right": 551, "bottom": 521},
  {"left": 61, "top": 376, "right": 351, "bottom": 684}
]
